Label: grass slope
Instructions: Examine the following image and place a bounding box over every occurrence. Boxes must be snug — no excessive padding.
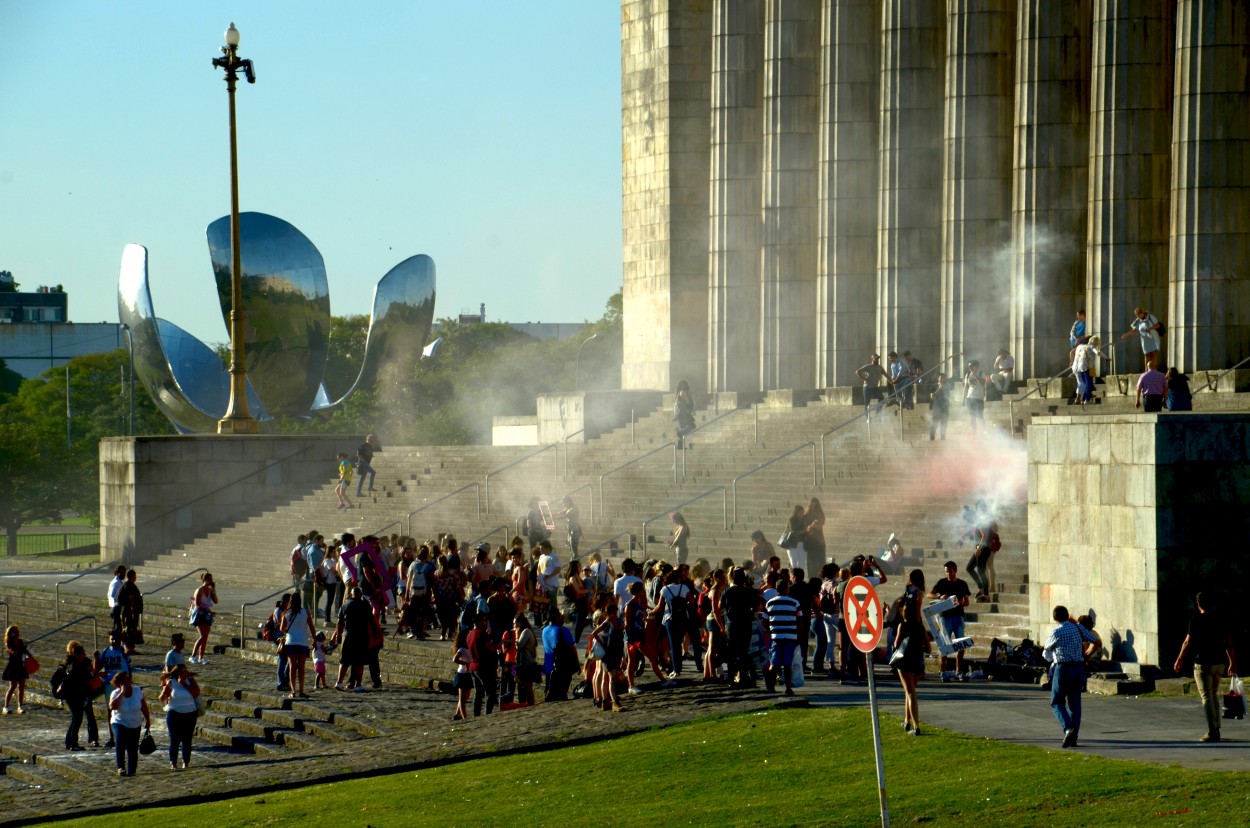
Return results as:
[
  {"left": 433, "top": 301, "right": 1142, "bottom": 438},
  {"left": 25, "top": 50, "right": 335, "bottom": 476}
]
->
[{"left": 56, "top": 707, "right": 1248, "bottom": 827}]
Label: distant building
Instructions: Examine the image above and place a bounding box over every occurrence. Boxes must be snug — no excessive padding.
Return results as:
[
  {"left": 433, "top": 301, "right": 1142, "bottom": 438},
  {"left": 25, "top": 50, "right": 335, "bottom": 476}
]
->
[
  {"left": 443, "top": 303, "right": 588, "bottom": 341},
  {"left": 0, "top": 282, "right": 123, "bottom": 379},
  {"left": 0, "top": 282, "right": 68, "bottom": 324}
]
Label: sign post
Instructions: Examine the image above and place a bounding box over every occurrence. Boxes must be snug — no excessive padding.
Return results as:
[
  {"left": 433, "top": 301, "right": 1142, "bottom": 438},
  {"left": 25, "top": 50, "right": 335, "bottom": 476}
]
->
[{"left": 843, "top": 575, "right": 889, "bottom": 828}]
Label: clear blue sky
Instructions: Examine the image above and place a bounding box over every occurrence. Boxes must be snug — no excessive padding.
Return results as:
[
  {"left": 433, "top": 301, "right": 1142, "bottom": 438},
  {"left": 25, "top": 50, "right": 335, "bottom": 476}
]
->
[{"left": 0, "top": 2, "right": 622, "bottom": 346}]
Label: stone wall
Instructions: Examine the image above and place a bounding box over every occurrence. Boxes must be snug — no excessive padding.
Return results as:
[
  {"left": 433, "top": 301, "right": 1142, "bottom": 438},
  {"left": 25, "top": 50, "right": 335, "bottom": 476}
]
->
[
  {"left": 1028, "top": 412, "right": 1250, "bottom": 668},
  {"left": 534, "top": 390, "right": 665, "bottom": 445},
  {"left": 100, "top": 435, "right": 358, "bottom": 566}
]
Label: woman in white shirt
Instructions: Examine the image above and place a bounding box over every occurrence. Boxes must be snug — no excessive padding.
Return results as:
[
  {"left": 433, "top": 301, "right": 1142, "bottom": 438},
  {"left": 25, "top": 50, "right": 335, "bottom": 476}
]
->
[
  {"left": 322, "top": 546, "right": 343, "bottom": 625},
  {"left": 107, "top": 671, "right": 150, "bottom": 777},
  {"left": 159, "top": 663, "right": 200, "bottom": 770},
  {"left": 280, "top": 592, "right": 317, "bottom": 699}
]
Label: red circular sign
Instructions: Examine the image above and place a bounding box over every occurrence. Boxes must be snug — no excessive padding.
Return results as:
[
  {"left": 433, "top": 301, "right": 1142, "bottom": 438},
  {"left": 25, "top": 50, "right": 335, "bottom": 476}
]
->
[{"left": 842, "top": 575, "right": 884, "bottom": 653}]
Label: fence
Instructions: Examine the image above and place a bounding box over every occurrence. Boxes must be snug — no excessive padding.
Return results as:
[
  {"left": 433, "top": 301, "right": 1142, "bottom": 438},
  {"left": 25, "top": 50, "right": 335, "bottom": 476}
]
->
[{"left": 16, "top": 532, "right": 99, "bottom": 556}]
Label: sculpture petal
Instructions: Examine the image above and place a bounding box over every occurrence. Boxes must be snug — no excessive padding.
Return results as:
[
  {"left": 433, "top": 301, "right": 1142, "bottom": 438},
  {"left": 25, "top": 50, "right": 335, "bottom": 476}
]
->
[{"left": 206, "top": 212, "right": 330, "bottom": 418}]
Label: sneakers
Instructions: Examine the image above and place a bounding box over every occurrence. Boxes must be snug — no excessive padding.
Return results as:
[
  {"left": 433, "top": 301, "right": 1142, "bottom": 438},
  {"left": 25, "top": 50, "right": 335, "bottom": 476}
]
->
[
  {"left": 14, "top": 707, "right": 22, "bottom": 715},
  {"left": 1062, "top": 728, "right": 1078, "bottom": 748},
  {"left": 1, "top": 707, "right": 8, "bottom": 715},
  {"left": 334, "top": 683, "right": 345, "bottom": 691},
  {"left": 627, "top": 687, "right": 642, "bottom": 695},
  {"left": 1201, "top": 731, "right": 1221, "bottom": 743}
]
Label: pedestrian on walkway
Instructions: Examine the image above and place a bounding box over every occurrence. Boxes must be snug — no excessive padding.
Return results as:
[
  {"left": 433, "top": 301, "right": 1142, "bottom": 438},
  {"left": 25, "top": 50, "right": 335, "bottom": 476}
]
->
[
  {"left": 158, "top": 663, "right": 199, "bottom": 770},
  {"left": 280, "top": 592, "right": 316, "bottom": 699},
  {"left": 930, "top": 562, "right": 971, "bottom": 680},
  {"left": 542, "top": 609, "right": 579, "bottom": 701},
  {"left": 107, "top": 671, "right": 150, "bottom": 776},
  {"left": 892, "top": 598, "right": 930, "bottom": 735},
  {"left": 332, "top": 586, "right": 372, "bottom": 691},
  {"left": 190, "top": 573, "right": 217, "bottom": 665},
  {"left": 1174, "top": 593, "right": 1239, "bottom": 742},
  {"left": 3, "top": 626, "right": 30, "bottom": 715},
  {"left": 763, "top": 579, "right": 800, "bottom": 696},
  {"left": 1043, "top": 605, "right": 1099, "bottom": 748},
  {"left": 1135, "top": 357, "right": 1167, "bottom": 412},
  {"left": 107, "top": 565, "right": 126, "bottom": 636},
  {"left": 61, "top": 641, "right": 100, "bottom": 751},
  {"left": 467, "top": 614, "right": 498, "bottom": 716}
]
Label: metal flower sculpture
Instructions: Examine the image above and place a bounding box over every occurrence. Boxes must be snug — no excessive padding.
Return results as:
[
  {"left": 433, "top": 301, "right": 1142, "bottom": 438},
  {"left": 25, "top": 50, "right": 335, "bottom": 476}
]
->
[{"left": 118, "top": 212, "right": 436, "bottom": 433}]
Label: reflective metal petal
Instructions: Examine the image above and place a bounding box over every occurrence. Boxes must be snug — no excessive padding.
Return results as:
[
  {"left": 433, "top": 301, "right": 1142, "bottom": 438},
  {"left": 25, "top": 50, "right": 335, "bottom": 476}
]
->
[
  {"left": 118, "top": 244, "right": 224, "bottom": 434},
  {"left": 319, "top": 254, "right": 436, "bottom": 409},
  {"left": 206, "top": 212, "right": 330, "bottom": 418}
]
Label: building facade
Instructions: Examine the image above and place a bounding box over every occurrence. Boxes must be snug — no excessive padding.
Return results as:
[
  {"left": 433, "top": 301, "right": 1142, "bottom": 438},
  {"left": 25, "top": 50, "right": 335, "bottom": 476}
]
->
[{"left": 621, "top": 0, "right": 1250, "bottom": 394}]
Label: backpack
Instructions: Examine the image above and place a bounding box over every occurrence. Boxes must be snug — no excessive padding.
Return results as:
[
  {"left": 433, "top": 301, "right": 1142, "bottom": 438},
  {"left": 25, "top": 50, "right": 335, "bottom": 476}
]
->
[
  {"left": 989, "top": 531, "right": 1002, "bottom": 553},
  {"left": 666, "top": 586, "right": 691, "bottom": 626},
  {"left": 409, "top": 569, "right": 428, "bottom": 598},
  {"left": 51, "top": 665, "right": 68, "bottom": 700},
  {"left": 291, "top": 549, "right": 310, "bottom": 580},
  {"left": 819, "top": 584, "right": 838, "bottom": 615}
]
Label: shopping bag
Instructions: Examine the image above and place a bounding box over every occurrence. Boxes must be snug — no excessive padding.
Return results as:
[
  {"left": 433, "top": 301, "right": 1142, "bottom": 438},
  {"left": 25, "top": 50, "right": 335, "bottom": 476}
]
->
[{"left": 1223, "top": 675, "right": 1245, "bottom": 720}]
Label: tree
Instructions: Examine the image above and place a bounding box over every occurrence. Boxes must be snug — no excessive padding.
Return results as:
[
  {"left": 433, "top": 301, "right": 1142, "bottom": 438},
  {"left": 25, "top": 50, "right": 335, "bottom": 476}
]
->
[
  {"left": 0, "top": 417, "right": 71, "bottom": 557},
  {"left": 0, "top": 359, "right": 21, "bottom": 401}
]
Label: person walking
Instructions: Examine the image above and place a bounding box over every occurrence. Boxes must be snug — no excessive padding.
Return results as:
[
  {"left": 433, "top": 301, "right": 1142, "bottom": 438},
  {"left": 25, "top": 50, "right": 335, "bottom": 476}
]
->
[
  {"left": 1043, "top": 605, "right": 1099, "bottom": 748},
  {"left": 62, "top": 640, "right": 100, "bottom": 751},
  {"left": 892, "top": 598, "right": 930, "bottom": 735},
  {"left": 856, "top": 353, "right": 888, "bottom": 420},
  {"left": 354, "top": 433, "right": 379, "bottom": 497},
  {"left": 280, "top": 592, "right": 316, "bottom": 698},
  {"left": 1120, "top": 306, "right": 1162, "bottom": 370},
  {"left": 118, "top": 569, "right": 143, "bottom": 655},
  {"left": 673, "top": 379, "right": 696, "bottom": 449},
  {"left": 3, "top": 626, "right": 31, "bottom": 715},
  {"left": 1174, "top": 593, "right": 1239, "bottom": 742},
  {"left": 158, "top": 663, "right": 199, "bottom": 770},
  {"left": 667, "top": 512, "right": 691, "bottom": 567},
  {"left": 335, "top": 452, "right": 355, "bottom": 510},
  {"left": 107, "top": 671, "right": 150, "bottom": 776},
  {"left": 1135, "top": 357, "right": 1167, "bottom": 412}
]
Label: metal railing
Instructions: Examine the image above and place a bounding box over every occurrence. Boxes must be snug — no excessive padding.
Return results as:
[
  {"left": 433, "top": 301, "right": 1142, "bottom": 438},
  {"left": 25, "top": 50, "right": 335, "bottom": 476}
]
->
[
  {"left": 143, "top": 567, "right": 207, "bottom": 599},
  {"left": 583, "top": 531, "right": 634, "bottom": 556},
  {"left": 54, "top": 564, "right": 115, "bottom": 621},
  {"left": 641, "top": 486, "right": 728, "bottom": 557},
  {"left": 679, "top": 410, "right": 741, "bottom": 477},
  {"left": 561, "top": 483, "right": 595, "bottom": 524},
  {"left": 141, "top": 442, "right": 320, "bottom": 527},
  {"left": 1189, "top": 354, "right": 1250, "bottom": 397},
  {"left": 370, "top": 520, "right": 402, "bottom": 539},
  {"left": 466, "top": 525, "right": 509, "bottom": 552},
  {"left": 873, "top": 352, "right": 964, "bottom": 439},
  {"left": 1008, "top": 366, "right": 1074, "bottom": 437},
  {"left": 239, "top": 586, "right": 296, "bottom": 653},
  {"left": 732, "top": 442, "right": 817, "bottom": 523},
  {"left": 0, "top": 601, "right": 8, "bottom": 631},
  {"left": 484, "top": 444, "right": 557, "bottom": 510},
  {"left": 405, "top": 483, "right": 481, "bottom": 536},
  {"left": 598, "top": 443, "right": 678, "bottom": 517},
  {"left": 28, "top": 614, "right": 98, "bottom": 653},
  {"left": 562, "top": 429, "right": 585, "bottom": 478}
]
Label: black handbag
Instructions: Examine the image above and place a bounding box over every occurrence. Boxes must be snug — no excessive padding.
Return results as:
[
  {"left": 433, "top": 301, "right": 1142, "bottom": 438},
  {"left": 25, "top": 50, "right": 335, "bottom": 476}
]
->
[
  {"left": 139, "top": 727, "right": 157, "bottom": 756},
  {"left": 777, "top": 529, "right": 798, "bottom": 549}
]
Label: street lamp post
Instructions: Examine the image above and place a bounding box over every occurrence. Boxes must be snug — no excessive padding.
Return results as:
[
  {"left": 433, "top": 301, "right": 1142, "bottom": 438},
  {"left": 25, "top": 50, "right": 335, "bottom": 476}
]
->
[
  {"left": 212, "top": 22, "right": 259, "bottom": 435},
  {"left": 119, "top": 323, "right": 135, "bottom": 436},
  {"left": 575, "top": 333, "right": 602, "bottom": 388}
]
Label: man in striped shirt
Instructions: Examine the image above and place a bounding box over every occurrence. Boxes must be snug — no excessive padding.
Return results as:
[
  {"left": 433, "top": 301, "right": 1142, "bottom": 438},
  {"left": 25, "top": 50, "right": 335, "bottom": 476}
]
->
[
  {"left": 1043, "top": 605, "right": 1099, "bottom": 748},
  {"left": 1135, "top": 358, "right": 1167, "bottom": 412},
  {"left": 764, "top": 580, "right": 801, "bottom": 696}
]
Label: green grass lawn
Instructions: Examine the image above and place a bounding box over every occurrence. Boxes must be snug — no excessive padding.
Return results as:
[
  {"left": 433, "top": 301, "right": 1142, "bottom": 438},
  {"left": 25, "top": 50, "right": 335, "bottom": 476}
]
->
[{"left": 54, "top": 707, "right": 1249, "bottom": 827}]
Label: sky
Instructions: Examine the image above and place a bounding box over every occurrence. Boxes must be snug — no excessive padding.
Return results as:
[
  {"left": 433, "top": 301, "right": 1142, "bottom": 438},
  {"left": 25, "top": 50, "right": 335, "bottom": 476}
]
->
[{"left": 0, "top": 2, "right": 623, "bottom": 347}]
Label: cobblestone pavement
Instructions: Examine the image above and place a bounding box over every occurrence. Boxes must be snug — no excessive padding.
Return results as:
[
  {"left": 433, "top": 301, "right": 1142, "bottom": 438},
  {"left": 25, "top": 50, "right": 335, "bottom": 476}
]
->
[{"left": 0, "top": 639, "right": 794, "bottom": 825}]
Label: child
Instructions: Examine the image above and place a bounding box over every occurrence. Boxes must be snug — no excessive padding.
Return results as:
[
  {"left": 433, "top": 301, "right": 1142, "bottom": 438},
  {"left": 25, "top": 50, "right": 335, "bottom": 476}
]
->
[
  {"left": 499, "top": 625, "right": 518, "bottom": 704},
  {"left": 335, "top": 453, "right": 355, "bottom": 510},
  {"left": 312, "top": 632, "right": 329, "bottom": 690},
  {"left": 452, "top": 630, "right": 471, "bottom": 721}
]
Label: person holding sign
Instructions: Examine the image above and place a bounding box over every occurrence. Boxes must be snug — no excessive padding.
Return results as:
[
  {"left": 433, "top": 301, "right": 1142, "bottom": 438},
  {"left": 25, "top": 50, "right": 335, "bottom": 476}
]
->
[{"left": 929, "top": 561, "right": 971, "bottom": 681}]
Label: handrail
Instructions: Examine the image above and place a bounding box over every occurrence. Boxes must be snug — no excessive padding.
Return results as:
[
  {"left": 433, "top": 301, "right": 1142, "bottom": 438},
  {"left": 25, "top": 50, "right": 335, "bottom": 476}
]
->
[
  {"left": 641, "top": 486, "right": 728, "bottom": 557},
  {"left": 679, "top": 409, "right": 741, "bottom": 478},
  {"left": 239, "top": 585, "right": 296, "bottom": 653},
  {"left": 406, "top": 483, "right": 481, "bottom": 536},
  {"left": 484, "top": 444, "right": 557, "bottom": 510},
  {"left": 370, "top": 520, "right": 402, "bottom": 539},
  {"left": 0, "top": 601, "right": 8, "bottom": 631},
  {"left": 561, "top": 483, "right": 595, "bottom": 524},
  {"left": 1009, "top": 366, "right": 1074, "bottom": 437},
  {"left": 562, "top": 429, "right": 585, "bottom": 478},
  {"left": 28, "top": 614, "right": 98, "bottom": 653},
  {"left": 817, "top": 352, "right": 961, "bottom": 472},
  {"left": 141, "top": 442, "right": 320, "bottom": 526},
  {"left": 466, "top": 525, "right": 509, "bottom": 552},
  {"left": 874, "top": 351, "right": 964, "bottom": 439},
  {"left": 143, "top": 567, "right": 207, "bottom": 599},
  {"left": 732, "top": 442, "right": 817, "bottom": 523},
  {"left": 54, "top": 563, "right": 115, "bottom": 621},
  {"left": 598, "top": 443, "right": 678, "bottom": 518},
  {"left": 584, "top": 531, "right": 634, "bottom": 556},
  {"left": 1190, "top": 354, "right": 1250, "bottom": 397}
]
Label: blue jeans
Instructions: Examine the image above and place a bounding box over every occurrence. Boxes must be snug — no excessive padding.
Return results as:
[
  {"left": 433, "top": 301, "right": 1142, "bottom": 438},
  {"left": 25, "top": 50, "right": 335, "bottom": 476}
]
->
[
  {"left": 1050, "top": 662, "right": 1086, "bottom": 735},
  {"left": 276, "top": 649, "right": 290, "bottom": 689},
  {"left": 167, "top": 709, "right": 197, "bottom": 766},
  {"left": 113, "top": 722, "right": 140, "bottom": 775},
  {"left": 664, "top": 620, "right": 687, "bottom": 675},
  {"left": 356, "top": 463, "right": 375, "bottom": 496}
]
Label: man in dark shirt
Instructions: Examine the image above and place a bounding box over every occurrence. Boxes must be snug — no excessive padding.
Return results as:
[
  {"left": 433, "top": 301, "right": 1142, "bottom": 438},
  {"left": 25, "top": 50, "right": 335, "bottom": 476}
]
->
[
  {"left": 1174, "top": 593, "right": 1240, "bottom": 742},
  {"left": 930, "top": 561, "right": 972, "bottom": 679},
  {"left": 467, "top": 614, "right": 498, "bottom": 716},
  {"left": 355, "top": 434, "right": 379, "bottom": 497},
  {"left": 856, "top": 354, "right": 888, "bottom": 419},
  {"left": 929, "top": 373, "right": 950, "bottom": 441},
  {"left": 724, "top": 569, "right": 759, "bottom": 688}
]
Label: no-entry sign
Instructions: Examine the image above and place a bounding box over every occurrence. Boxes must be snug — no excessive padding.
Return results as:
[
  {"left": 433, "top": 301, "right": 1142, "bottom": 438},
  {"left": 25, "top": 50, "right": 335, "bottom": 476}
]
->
[{"left": 843, "top": 575, "right": 883, "bottom": 653}]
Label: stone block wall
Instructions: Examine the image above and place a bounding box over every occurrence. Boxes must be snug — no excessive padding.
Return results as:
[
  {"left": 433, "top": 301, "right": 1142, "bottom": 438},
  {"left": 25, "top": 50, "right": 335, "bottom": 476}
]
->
[
  {"left": 1028, "top": 412, "right": 1250, "bottom": 667},
  {"left": 100, "top": 435, "right": 358, "bottom": 566}
]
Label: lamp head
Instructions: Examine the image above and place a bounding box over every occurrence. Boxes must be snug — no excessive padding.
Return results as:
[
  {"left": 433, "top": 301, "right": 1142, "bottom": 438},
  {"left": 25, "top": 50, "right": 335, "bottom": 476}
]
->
[{"left": 225, "top": 23, "right": 240, "bottom": 48}]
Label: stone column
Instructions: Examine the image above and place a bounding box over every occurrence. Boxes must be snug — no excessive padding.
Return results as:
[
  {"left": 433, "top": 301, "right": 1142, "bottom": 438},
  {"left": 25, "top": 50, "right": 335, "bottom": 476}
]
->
[
  {"left": 621, "top": 0, "right": 713, "bottom": 393},
  {"left": 1088, "top": 0, "right": 1173, "bottom": 375},
  {"left": 760, "top": 0, "right": 821, "bottom": 391},
  {"left": 941, "top": 0, "right": 1016, "bottom": 372},
  {"left": 1011, "top": 0, "right": 1092, "bottom": 379},
  {"left": 708, "top": 0, "right": 764, "bottom": 395},
  {"left": 877, "top": 0, "right": 944, "bottom": 362},
  {"left": 816, "top": 0, "right": 880, "bottom": 388},
  {"left": 1169, "top": 0, "right": 1250, "bottom": 373}
]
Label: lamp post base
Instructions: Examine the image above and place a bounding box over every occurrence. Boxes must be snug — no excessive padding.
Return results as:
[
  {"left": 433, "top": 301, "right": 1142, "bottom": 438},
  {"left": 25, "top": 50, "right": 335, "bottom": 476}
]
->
[{"left": 216, "top": 416, "right": 261, "bottom": 435}]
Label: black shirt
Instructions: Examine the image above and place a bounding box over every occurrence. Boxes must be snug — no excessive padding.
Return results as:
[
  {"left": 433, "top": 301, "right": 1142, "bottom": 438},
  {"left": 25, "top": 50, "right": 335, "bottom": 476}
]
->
[
  {"left": 723, "top": 584, "right": 758, "bottom": 626},
  {"left": 1188, "top": 611, "right": 1229, "bottom": 666},
  {"left": 931, "top": 578, "right": 971, "bottom": 618}
]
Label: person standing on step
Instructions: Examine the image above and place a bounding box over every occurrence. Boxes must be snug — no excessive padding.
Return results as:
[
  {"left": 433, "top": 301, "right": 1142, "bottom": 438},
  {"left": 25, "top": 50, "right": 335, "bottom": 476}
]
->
[
  {"left": 107, "top": 565, "right": 126, "bottom": 636},
  {"left": 1174, "top": 592, "right": 1239, "bottom": 743},
  {"left": 355, "top": 433, "right": 379, "bottom": 498},
  {"left": 963, "top": 360, "right": 987, "bottom": 433},
  {"left": 560, "top": 495, "right": 583, "bottom": 556},
  {"left": 929, "top": 373, "right": 950, "bottom": 440},
  {"left": 929, "top": 561, "right": 971, "bottom": 681},
  {"left": 119, "top": 569, "right": 143, "bottom": 656},
  {"left": 1073, "top": 335, "right": 1101, "bottom": 406},
  {"left": 94, "top": 630, "right": 131, "bottom": 743},
  {"left": 673, "top": 379, "right": 696, "bottom": 449},
  {"left": 290, "top": 534, "right": 309, "bottom": 592},
  {"left": 802, "top": 498, "right": 826, "bottom": 571},
  {"left": 189, "top": 572, "right": 217, "bottom": 665},
  {"left": 2, "top": 625, "right": 31, "bottom": 716},
  {"left": 305, "top": 534, "right": 327, "bottom": 614},
  {"left": 107, "top": 671, "right": 149, "bottom": 776},
  {"left": 1043, "top": 605, "right": 1100, "bottom": 749},
  {"left": 61, "top": 640, "right": 100, "bottom": 751},
  {"left": 1121, "top": 306, "right": 1163, "bottom": 371},
  {"left": 667, "top": 512, "right": 691, "bottom": 567},
  {"left": 1069, "top": 309, "right": 1086, "bottom": 351},
  {"left": 782, "top": 505, "right": 808, "bottom": 575},
  {"left": 158, "top": 662, "right": 199, "bottom": 770},
  {"left": 332, "top": 586, "right": 372, "bottom": 691}
]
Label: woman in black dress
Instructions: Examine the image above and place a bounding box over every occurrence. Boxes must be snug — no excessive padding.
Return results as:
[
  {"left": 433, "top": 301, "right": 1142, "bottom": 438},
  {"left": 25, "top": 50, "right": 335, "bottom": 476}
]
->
[{"left": 893, "top": 599, "right": 930, "bottom": 735}]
